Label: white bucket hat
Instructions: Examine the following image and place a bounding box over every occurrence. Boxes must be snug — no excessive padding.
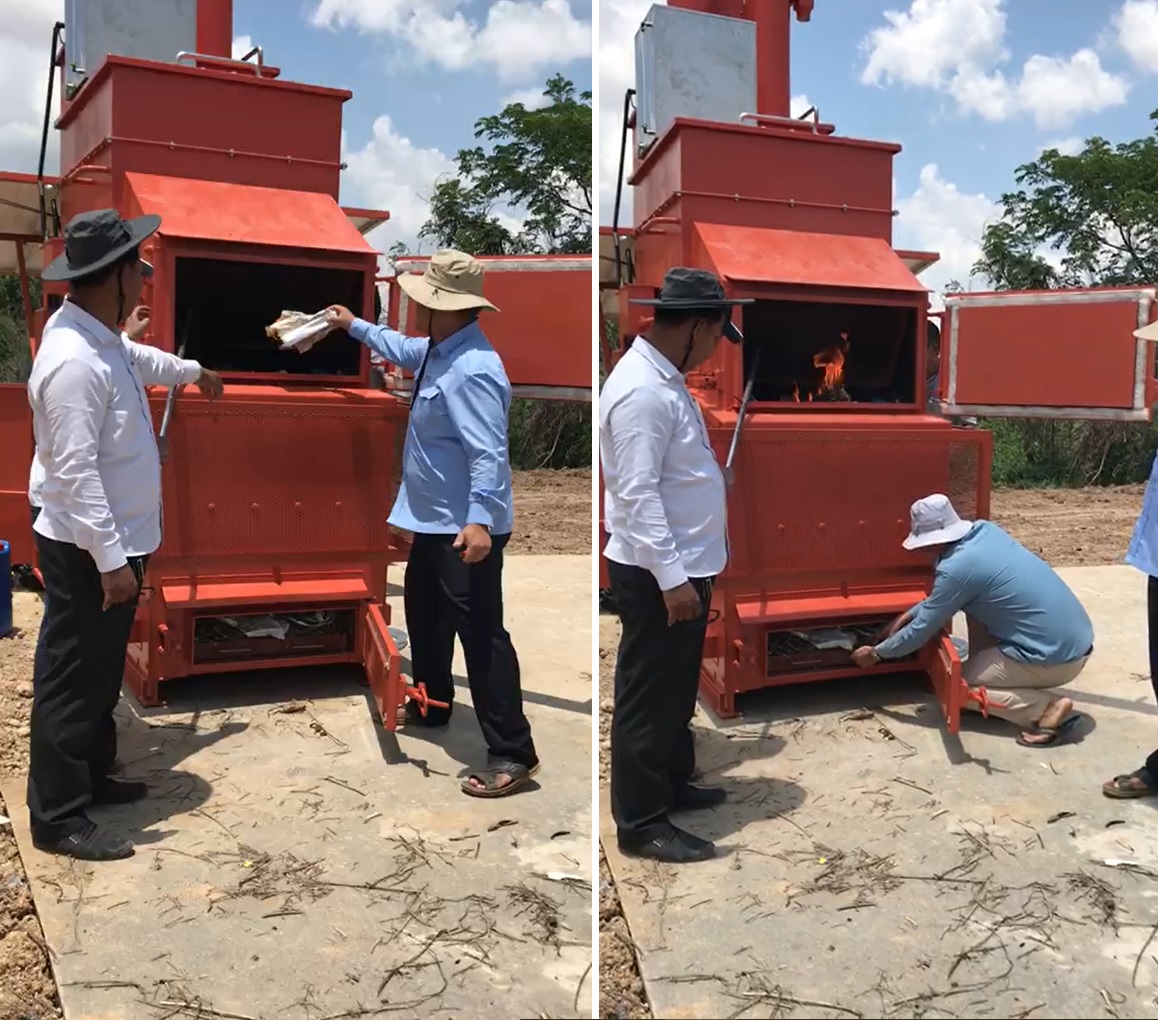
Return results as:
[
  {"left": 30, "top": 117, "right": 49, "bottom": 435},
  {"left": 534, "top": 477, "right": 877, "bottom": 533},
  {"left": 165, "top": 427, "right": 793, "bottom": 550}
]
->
[
  {"left": 902, "top": 494, "right": 974, "bottom": 551},
  {"left": 397, "top": 249, "right": 499, "bottom": 313}
]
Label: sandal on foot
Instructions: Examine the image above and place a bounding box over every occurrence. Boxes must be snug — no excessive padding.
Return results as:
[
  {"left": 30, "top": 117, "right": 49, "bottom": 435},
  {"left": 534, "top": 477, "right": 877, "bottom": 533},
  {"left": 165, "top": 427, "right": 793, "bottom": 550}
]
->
[
  {"left": 461, "top": 761, "right": 541, "bottom": 799},
  {"left": 1103, "top": 767, "right": 1158, "bottom": 799},
  {"left": 1016, "top": 712, "right": 1082, "bottom": 748}
]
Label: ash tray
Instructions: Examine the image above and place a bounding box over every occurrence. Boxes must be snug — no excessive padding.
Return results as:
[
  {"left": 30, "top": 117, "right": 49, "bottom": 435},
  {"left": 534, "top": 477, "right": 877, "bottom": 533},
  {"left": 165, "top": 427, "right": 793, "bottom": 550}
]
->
[
  {"left": 951, "top": 636, "right": 969, "bottom": 661},
  {"left": 388, "top": 626, "right": 410, "bottom": 652}
]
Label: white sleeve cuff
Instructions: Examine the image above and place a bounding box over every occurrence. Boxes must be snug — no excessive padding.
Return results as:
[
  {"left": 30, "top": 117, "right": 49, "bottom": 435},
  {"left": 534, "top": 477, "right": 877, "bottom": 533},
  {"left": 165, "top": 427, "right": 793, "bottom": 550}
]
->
[
  {"left": 651, "top": 560, "right": 689, "bottom": 592},
  {"left": 179, "top": 360, "right": 203, "bottom": 385},
  {"left": 90, "top": 541, "right": 129, "bottom": 574}
]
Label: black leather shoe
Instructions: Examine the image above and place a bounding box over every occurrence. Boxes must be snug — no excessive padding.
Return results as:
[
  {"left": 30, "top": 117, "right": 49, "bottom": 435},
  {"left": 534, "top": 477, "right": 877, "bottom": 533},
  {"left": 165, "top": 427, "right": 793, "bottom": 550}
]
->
[
  {"left": 675, "top": 784, "right": 728, "bottom": 810},
  {"left": 93, "top": 779, "right": 149, "bottom": 805},
  {"left": 618, "top": 825, "right": 716, "bottom": 864},
  {"left": 34, "top": 822, "right": 134, "bottom": 862}
]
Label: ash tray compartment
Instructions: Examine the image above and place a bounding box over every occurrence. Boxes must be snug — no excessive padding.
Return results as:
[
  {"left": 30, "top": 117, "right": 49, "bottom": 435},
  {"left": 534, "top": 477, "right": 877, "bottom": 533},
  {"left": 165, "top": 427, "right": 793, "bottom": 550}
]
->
[
  {"left": 193, "top": 608, "right": 356, "bottom": 665},
  {"left": 765, "top": 621, "right": 917, "bottom": 676}
]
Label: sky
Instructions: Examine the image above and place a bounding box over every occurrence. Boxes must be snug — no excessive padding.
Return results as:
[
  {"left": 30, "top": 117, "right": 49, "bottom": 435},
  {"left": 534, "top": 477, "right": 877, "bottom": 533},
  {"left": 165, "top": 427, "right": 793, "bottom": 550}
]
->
[
  {"left": 598, "top": 0, "right": 1158, "bottom": 298},
  {"left": 0, "top": 0, "right": 593, "bottom": 253}
]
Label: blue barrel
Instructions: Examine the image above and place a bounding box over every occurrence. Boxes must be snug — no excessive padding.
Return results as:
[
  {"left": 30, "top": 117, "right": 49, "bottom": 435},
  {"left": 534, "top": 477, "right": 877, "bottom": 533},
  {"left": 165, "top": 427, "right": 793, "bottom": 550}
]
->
[{"left": 0, "top": 540, "right": 11, "bottom": 638}]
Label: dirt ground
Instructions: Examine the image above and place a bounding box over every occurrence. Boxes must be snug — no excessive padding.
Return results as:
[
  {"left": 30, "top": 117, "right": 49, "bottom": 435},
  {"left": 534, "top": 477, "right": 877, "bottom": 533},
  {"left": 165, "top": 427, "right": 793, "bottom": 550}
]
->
[
  {"left": 0, "top": 468, "right": 590, "bottom": 1020},
  {"left": 597, "top": 484, "right": 1147, "bottom": 1020}
]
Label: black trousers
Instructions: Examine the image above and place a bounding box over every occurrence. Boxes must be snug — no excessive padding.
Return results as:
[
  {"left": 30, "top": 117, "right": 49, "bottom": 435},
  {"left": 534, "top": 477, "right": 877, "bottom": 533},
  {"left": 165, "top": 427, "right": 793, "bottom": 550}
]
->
[
  {"left": 1145, "top": 577, "right": 1158, "bottom": 777},
  {"left": 403, "top": 532, "right": 536, "bottom": 768},
  {"left": 608, "top": 561, "right": 713, "bottom": 841},
  {"left": 27, "top": 533, "right": 145, "bottom": 842}
]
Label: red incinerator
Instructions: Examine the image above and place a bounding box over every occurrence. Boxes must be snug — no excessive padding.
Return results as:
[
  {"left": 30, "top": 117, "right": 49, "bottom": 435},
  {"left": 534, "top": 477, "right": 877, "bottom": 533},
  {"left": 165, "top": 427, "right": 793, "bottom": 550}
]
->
[
  {"left": 599, "top": 0, "right": 1158, "bottom": 731},
  {"left": 0, "top": 0, "right": 592, "bottom": 728}
]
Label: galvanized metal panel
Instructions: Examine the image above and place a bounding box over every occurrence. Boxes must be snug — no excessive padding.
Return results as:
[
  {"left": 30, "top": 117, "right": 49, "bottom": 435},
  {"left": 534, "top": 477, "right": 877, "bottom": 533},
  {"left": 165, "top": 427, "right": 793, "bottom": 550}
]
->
[
  {"left": 66, "top": 0, "right": 198, "bottom": 92},
  {"left": 634, "top": 4, "right": 756, "bottom": 155}
]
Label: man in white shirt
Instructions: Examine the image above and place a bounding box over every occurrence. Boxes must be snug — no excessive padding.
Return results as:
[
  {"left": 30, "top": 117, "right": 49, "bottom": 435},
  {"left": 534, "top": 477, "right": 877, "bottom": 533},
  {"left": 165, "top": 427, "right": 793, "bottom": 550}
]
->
[
  {"left": 600, "top": 268, "right": 751, "bottom": 864},
  {"left": 27, "top": 209, "right": 222, "bottom": 862}
]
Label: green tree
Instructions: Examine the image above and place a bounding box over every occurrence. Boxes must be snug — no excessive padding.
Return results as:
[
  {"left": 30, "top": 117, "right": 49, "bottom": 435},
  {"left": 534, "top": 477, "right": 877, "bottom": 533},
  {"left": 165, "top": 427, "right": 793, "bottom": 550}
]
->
[
  {"left": 0, "top": 271, "right": 39, "bottom": 383},
  {"left": 420, "top": 75, "right": 592, "bottom": 256},
  {"left": 416, "top": 75, "right": 592, "bottom": 471},
  {"left": 971, "top": 112, "right": 1158, "bottom": 487}
]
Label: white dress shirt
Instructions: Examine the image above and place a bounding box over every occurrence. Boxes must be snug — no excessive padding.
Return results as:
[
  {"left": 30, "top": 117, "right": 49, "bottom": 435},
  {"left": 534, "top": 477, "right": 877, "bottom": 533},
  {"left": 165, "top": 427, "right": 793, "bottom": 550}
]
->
[
  {"left": 27, "top": 301, "right": 202, "bottom": 572},
  {"left": 600, "top": 338, "right": 728, "bottom": 590}
]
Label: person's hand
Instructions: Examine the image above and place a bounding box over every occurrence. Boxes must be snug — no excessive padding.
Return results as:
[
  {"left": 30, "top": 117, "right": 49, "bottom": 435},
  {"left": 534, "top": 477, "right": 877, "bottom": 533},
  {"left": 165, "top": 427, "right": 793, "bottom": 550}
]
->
[
  {"left": 663, "top": 582, "right": 702, "bottom": 626},
  {"left": 852, "top": 646, "right": 880, "bottom": 669},
  {"left": 125, "top": 305, "right": 150, "bottom": 340},
  {"left": 871, "top": 613, "right": 907, "bottom": 644},
  {"left": 101, "top": 564, "right": 139, "bottom": 611},
  {"left": 326, "top": 305, "right": 356, "bottom": 332},
  {"left": 195, "top": 368, "right": 224, "bottom": 399},
  {"left": 453, "top": 524, "right": 492, "bottom": 564}
]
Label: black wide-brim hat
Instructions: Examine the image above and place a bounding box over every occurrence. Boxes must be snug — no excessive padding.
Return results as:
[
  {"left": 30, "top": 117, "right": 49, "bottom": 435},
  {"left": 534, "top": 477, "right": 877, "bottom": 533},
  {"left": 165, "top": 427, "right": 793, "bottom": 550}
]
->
[
  {"left": 629, "top": 266, "right": 753, "bottom": 343},
  {"left": 42, "top": 209, "right": 162, "bottom": 283}
]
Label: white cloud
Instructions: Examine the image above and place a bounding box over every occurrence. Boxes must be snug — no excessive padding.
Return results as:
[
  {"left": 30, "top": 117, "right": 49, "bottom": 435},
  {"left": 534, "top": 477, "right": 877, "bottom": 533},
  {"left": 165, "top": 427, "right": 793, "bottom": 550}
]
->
[
  {"left": 502, "top": 86, "right": 552, "bottom": 110},
  {"left": 0, "top": 0, "right": 63, "bottom": 175},
  {"left": 342, "top": 115, "right": 455, "bottom": 253},
  {"left": 894, "top": 163, "right": 999, "bottom": 301},
  {"left": 861, "top": 0, "right": 1129, "bottom": 130},
  {"left": 232, "top": 35, "right": 253, "bottom": 59},
  {"left": 1114, "top": 0, "right": 1158, "bottom": 72},
  {"left": 1039, "top": 136, "right": 1084, "bottom": 157},
  {"left": 310, "top": 0, "right": 590, "bottom": 82},
  {"left": 790, "top": 93, "right": 813, "bottom": 118}
]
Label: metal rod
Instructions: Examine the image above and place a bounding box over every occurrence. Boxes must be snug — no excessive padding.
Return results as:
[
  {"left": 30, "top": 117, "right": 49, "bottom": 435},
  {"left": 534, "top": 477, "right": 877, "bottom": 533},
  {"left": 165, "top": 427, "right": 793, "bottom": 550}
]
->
[
  {"left": 725, "top": 346, "right": 761, "bottom": 472},
  {"left": 38, "top": 21, "right": 64, "bottom": 239},
  {"left": 176, "top": 51, "right": 267, "bottom": 75},
  {"left": 158, "top": 315, "right": 193, "bottom": 462}
]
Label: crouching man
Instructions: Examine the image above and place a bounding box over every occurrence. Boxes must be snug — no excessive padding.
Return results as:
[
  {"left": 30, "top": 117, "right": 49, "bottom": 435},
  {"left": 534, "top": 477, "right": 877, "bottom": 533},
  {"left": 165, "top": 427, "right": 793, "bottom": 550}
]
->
[{"left": 851, "top": 494, "right": 1094, "bottom": 747}]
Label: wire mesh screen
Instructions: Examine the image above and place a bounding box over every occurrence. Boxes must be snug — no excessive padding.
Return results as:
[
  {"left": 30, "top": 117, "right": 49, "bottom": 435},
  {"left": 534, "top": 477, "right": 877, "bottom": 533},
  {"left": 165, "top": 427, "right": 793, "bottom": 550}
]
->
[
  {"left": 161, "top": 403, "right": 405, "bottom": 559},
  {"left": 723, "top": 426, "right": 990, "bottom": 578}
]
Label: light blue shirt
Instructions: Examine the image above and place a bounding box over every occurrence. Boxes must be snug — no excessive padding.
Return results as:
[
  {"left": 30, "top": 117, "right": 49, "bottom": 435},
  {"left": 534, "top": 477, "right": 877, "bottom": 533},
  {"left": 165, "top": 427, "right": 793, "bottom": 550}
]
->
[
  {"left": 347, "top": 317, "right": 514, "bottom": 536},
  {"left": 875, "top": 520, "right": 1094, "bottom": 665},
  {"left": 1127, "top": 453, "right": 1158, "bottom": 578}
]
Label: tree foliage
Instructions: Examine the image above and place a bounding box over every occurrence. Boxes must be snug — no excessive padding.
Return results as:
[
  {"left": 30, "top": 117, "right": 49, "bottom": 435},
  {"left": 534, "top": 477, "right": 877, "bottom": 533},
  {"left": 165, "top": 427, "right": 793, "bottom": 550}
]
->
[
  {"left": 0, "top": 272, "right": 39, "bottom": 384},
  {"left": 418, "top": 75, "right": 592, "bottom": 257},
  {"left": 971, "top": 111, "right": 1158, "bottom": 487},
  {"left": 412, "top": 75, "right": 592, "bottom": 471}
]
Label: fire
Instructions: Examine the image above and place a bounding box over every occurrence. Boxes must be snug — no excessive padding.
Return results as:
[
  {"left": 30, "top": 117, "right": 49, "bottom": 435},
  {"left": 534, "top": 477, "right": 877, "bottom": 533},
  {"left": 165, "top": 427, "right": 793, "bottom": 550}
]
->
[{"left": 793, "top": 333, "right": 851, "bottom": 402}]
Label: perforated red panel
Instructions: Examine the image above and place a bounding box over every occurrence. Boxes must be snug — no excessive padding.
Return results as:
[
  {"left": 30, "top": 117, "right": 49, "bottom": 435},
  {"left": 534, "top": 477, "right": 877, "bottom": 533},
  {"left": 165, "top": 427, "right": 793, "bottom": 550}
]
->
[
  {"left": 160, "top": 402, "right": 401, "bottom": 559},
  {"left": 717, "top": 423, "right": 991, "bottom": 581}
]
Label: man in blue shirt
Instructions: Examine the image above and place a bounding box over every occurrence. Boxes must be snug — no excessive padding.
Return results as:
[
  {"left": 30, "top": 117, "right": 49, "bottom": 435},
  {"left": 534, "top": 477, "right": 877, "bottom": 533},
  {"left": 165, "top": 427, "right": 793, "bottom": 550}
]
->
[
  {"left": 326, "top": 250, "right": 538, "bottom": 798},
  {"left": 852, "top": 494, "right": 1094, "bottom": 747},
  {"left": 1104, "top": 316, "right": 1158, "bottom": 797}
]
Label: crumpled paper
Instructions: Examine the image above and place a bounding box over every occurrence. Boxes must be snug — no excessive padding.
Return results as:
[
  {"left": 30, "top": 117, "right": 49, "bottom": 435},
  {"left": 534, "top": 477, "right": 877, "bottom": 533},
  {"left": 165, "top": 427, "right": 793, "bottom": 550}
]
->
[{"left": 265, "top": 309, "right": 332, "bottom": 353}]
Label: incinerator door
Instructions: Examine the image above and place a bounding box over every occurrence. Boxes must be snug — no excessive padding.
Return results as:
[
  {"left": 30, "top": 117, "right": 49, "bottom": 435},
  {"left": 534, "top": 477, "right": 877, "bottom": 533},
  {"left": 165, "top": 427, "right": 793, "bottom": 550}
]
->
[
  {"left": 0, "top": 384, "right": 34, "bottom": 565},
  {"left": 387, "top": 256, "right": 592, "bottom": 400},
  {"left": 940, "top": 287, "right": 1157, "bottom": 421}
]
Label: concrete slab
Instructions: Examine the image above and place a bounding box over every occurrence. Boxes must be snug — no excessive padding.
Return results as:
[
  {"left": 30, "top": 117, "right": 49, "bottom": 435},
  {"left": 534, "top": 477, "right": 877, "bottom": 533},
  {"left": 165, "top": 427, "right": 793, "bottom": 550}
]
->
[
  {"left": 602, "top": 564, "right": 1158, "bottom": 1019},
  {"left": 7, "top": 555, "right": 593, "bottom": 1020}
]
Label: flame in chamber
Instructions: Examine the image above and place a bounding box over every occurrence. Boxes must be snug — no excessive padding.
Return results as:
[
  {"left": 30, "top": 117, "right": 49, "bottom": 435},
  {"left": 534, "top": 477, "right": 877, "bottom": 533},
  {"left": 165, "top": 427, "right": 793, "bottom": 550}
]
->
[{"left": 793, "top": 333, "right": 850, "bottom": 402}]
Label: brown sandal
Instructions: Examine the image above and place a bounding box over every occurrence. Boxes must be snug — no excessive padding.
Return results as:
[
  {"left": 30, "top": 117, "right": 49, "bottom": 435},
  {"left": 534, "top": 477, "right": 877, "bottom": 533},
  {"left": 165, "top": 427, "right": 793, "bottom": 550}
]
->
[
  {"left": 1103, "top": 767, "right": 1158, "bottom": 799},
  {"left": 461, "top": 761, "right": 541, "bottom": 799}
]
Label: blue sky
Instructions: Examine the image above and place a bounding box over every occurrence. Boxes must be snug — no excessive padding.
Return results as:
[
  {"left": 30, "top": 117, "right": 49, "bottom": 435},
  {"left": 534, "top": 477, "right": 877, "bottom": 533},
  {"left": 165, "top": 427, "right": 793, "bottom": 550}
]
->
[{"left": 598, "top": 0, "right": 1158, "bottom": 298}]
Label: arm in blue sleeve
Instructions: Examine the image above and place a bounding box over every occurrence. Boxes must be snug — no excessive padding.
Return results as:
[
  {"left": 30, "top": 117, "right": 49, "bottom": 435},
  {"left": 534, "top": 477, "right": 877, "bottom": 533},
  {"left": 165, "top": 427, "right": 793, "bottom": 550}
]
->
[
  {"left": 346, "top": 318, "right": 428, "bottom": 373},
  {"left": 443, "top": 371, "right": 510, "bottom": 530},
  {"left": 874, "top": 567, "right": 973, "bottom": 659}
]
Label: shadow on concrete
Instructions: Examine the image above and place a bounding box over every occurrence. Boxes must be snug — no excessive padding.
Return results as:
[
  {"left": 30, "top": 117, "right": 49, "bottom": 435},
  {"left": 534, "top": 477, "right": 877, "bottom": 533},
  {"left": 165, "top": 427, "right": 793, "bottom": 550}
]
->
[
  {"left": 666, "top": 723, "right": 807, "bottom": 853},
  {"left": 91, "top": 708, "right": 249, "bottom": 847}
]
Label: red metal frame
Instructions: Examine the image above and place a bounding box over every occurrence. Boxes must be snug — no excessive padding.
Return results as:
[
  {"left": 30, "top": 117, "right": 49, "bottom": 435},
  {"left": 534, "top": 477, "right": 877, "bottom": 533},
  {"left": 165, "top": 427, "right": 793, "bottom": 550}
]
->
[{"left": 600, "top": 0, "right": 1148, "bottom": 733}]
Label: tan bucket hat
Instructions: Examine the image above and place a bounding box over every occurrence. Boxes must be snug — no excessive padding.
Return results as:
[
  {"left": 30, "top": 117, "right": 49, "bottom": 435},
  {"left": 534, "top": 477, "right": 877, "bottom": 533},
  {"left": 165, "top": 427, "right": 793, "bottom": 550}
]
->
[
  {"left": 1135, "top": 320, "right": 1158, "bottom": 342},
  {"left": 397, "top": 249, "right": 499, "bottom": 313}
]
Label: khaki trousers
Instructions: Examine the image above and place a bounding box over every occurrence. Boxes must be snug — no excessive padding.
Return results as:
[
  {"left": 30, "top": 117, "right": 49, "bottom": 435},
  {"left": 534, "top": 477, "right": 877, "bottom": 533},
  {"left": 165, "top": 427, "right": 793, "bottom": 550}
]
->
[{"left": 962, "top": 617, "right": 1088, "bottom": 728}]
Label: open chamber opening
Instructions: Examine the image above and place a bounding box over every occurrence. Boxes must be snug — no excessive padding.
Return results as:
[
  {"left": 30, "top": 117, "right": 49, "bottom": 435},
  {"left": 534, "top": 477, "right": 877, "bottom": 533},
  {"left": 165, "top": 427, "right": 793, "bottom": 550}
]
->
[
  {"left": 175, "top": 257, "right": 364, "bottom": 377},
  {"left": 741, "top": 299, "right": 919, "bottom": 404}
]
